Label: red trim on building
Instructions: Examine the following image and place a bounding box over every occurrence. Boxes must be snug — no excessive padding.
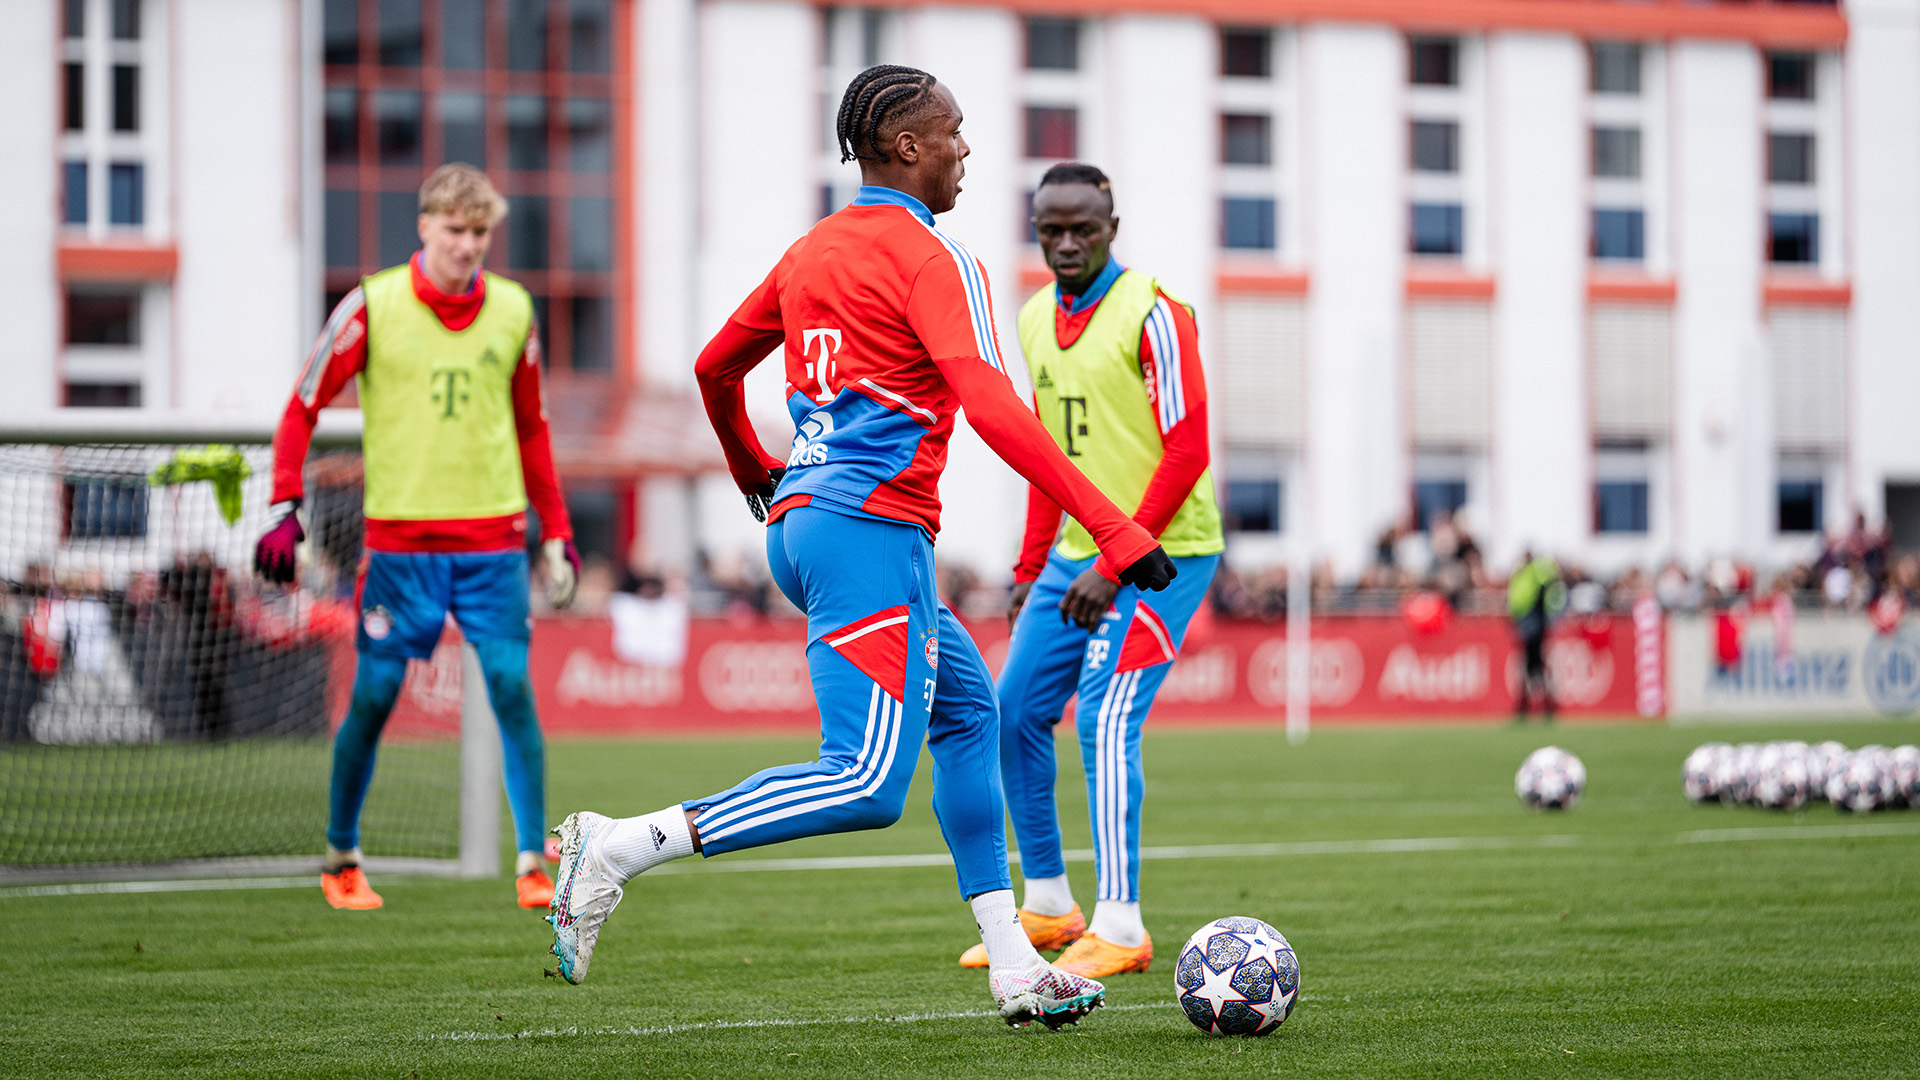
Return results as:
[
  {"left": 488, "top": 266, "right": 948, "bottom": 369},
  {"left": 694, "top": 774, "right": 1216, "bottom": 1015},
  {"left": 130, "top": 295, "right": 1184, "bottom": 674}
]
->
[
  {"left": 1019, "top": 260, "right": 1054, "bottom": 292},
  {"left": 1405, "top": 270, "right": 1496, "bottom": 300},
  {"left": 1763, "top": 278, "right": 1851, "bottom": 307},
  {"left": 1587, "top": 274, "right": 1677, "bottom": 303},
  {"left": 962, "top": 0, "right": 1844, "bottom": 48},
  {"left": 58, "top": 243, "right": 179, "bottom": 281},
  {"left": 1218, "top": 268, "right": 1310, "bottom": 295}
]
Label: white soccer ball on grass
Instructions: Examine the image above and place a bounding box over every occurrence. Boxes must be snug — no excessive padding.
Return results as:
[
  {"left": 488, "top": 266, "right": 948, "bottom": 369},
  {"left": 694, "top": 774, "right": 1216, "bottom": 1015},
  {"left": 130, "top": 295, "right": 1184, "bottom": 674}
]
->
[
  {"left": 1516, "top": 746, "right": 1587, "bottom": 811},
  {"left": 1173, "top": 917, "right": 1300, "bottom": 1037}
]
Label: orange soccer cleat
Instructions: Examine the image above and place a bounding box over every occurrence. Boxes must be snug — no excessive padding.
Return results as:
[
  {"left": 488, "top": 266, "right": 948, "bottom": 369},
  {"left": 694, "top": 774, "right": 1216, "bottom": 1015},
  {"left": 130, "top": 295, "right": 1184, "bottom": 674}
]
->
[
  {"left": 1054, "top": 931, "right": 1153, "bottom": 978},
  {"left": 957, "top": 904, "right": 1086, "bottom": 968},
  {"left": 321, "top": 866, "right": 383, "bottom": 910},
  {"left": 516, "top": 868, "right": 556, "bottom": 909}
]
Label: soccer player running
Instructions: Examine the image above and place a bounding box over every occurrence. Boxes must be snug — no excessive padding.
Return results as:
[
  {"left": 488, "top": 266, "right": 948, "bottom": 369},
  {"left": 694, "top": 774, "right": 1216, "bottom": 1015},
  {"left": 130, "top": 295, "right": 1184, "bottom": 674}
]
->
[
  {"left": 544, "top": 66, "right": 1175, "bottom": 1027},
  {"left": 257, "top": 164, "right": 579, "bottom": 912},
  {"left": 958, "top": 164, "right": 1223, "bottom": 978}
]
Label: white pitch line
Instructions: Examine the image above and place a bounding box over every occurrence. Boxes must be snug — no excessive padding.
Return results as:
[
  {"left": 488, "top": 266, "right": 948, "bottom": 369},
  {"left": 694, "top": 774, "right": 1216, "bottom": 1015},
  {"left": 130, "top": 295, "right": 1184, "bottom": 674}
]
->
[
  {"left": 1676, "top": 821, "right": 1920, "bottom": 844},
  {"left": 0, "top": 875, "right": 314, "bottom": 900},
  {"left": 435, "top": 1002, "right": 1165, "bottom": 1042},
  {"left": 650, "top": 832, "right": 1583, "bottom": 876},
  {"left": 1, "top": 834, "right": 1585, "bottom": 897}
]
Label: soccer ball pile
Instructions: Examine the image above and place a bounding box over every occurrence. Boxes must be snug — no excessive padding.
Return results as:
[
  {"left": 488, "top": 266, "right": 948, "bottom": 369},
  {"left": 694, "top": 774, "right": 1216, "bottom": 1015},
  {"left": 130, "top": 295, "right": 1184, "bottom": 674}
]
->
[
  {"left": 1174, "top": 917, "right": 1300, "bottom": 1037},
  {"left": 1515, "top": 746, "right": 1587, "bottom": 810},
  {"left": 1682, "top": 741, "right": 1920, "bottom": 813}
]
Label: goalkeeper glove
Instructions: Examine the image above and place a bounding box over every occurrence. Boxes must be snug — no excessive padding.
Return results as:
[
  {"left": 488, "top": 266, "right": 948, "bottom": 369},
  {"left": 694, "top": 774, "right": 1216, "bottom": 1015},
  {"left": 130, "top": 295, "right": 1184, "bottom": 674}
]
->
[
  {"left": 254, "top": 500, "right": 305, "bottom": 584},
  {"left": 744, "top": 467, "right": 787, "bottom": 524},
  {"left": 543, "top": 538, "right": 580, "bottom": 609}
]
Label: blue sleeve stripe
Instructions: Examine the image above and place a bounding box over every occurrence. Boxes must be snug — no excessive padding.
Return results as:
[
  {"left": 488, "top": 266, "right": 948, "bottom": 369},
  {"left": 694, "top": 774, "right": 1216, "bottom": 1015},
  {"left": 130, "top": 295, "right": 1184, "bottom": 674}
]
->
[
  {"left": 923, "top": 225, "right": 1004, "bottom": 373},
  {"left": 1145, "top": 299, "right": 1184, "bottom": 433}
]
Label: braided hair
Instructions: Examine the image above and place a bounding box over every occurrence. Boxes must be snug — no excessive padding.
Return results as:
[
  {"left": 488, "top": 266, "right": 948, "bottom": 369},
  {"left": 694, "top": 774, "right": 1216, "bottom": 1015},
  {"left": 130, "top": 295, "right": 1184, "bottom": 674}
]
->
[{"left": 836, "top": 64, "right": 939, "bottom": 165}]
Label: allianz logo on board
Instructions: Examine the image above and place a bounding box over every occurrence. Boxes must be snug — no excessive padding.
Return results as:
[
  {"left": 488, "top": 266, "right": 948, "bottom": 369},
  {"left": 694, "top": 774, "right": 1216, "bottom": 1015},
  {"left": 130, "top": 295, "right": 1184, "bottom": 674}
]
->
[{"left": 1708, "top": 643, "right": 1853, "bottom": 699}]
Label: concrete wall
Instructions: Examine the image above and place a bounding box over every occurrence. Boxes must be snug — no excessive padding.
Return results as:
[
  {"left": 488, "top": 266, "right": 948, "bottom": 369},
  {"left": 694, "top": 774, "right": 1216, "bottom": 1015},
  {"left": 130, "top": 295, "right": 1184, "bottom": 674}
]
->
[
  {"left": 172, "top": 0, "right": 306, "bottom": 412},
  {"left": 0, "top": 2, "right": 59, "bottom": 413}
]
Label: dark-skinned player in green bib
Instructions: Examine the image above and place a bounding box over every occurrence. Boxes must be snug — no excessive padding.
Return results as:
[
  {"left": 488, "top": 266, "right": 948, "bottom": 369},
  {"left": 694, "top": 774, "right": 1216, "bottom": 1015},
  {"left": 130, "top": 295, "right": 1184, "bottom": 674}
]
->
[{"left": 957, "top": 163, "right": 1223, "bottom": 978}]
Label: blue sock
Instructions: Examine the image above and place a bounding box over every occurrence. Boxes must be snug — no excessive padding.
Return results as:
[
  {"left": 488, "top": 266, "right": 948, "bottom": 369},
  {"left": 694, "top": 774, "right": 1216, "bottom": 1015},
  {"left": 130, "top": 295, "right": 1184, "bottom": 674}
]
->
[
  {"left": 327, "top": 652, "right": 408, "bottom": 852},
  {"left": 473, "top": 637, "right": 547, "bottom": 858}
]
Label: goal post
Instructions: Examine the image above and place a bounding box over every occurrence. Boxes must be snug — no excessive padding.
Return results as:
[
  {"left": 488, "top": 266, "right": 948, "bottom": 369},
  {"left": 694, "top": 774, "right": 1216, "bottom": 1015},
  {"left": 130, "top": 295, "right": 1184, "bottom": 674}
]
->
[{"left": 0, "top": 410, "right": 499, "bottom": 884}]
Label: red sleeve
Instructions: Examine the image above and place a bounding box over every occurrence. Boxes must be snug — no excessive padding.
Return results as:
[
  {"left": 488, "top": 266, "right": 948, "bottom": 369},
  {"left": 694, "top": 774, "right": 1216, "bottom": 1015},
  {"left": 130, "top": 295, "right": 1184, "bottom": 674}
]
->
[
  {"left": 908, "top": 251, "right": 1156, "bottom": 575},
  {"left": 695, "top": 268, "right": 788, "bottom": 493},
  {"left": 511, "top": 323, "right": 571, "bottom": 541},
  {"left": 271, "top": 289, "right": 368, "bottom": 504},
  {"left": 1014, "top": 482, "right": 1063, "bottom": 583},
  {"left": 1131, "top": 292, "right": 1212, "bottom": 540}
]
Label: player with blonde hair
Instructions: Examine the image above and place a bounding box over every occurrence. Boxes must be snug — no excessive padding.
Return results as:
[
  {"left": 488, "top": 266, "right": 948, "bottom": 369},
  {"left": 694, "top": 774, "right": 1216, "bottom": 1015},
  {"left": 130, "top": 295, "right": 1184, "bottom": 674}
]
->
[{"left": 258, "top": 163, "right": 579, "bottom": 912}]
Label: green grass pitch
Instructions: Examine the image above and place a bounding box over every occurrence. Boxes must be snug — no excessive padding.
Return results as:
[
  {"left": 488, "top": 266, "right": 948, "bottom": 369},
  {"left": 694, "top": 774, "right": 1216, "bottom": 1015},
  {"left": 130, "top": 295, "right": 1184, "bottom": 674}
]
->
[{"left": 2, "top": 719, "right": 1915, "bottom": 1078}]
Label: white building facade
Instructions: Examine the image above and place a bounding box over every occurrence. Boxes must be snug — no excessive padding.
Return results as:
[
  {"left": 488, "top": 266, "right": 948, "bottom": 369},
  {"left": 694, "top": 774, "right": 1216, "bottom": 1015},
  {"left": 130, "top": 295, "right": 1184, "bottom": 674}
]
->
[{"left": 3, "top": 0, "right": 1917, "bottom": 581}]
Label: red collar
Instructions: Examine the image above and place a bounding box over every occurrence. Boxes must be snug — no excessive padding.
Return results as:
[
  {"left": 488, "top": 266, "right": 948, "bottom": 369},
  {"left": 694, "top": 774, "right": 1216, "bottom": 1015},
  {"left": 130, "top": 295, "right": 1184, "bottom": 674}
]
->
[{"left": 409, "top": 253, "right": 487, "bottom": 332}]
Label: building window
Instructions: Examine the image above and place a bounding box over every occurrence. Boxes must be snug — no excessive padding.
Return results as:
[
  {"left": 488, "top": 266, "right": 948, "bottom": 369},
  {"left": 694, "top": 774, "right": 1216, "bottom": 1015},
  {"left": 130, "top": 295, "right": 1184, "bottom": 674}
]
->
[
  {"left": 1593, "top": 209, "right": 1644, "bottom": 261},
  {"left": 1413, "top": 479, "right": 1467, "bottom": 530},
  {"left": 1025, "top": 106, "right": 1078, "bottom": 159},
  {"left": 64, "top": 479, "right": 149, "bottom": 540},
  {"left": 110, "top": 0, "right": 140, "bottom": 40},
  {"left": 324, "top": 0, "right": 626, "bottom": 374},
  {"left": 1410, "top": 203, "right": 1463, "bottom": 255},
  {"left": 64, "top": 62, "right": 84, "bottom": 130},
  {"left": 1778, "top": 480, "right": 1824, "bottom": 533},
  {"left": 63, "top": 161, "right": 88, "bottom": 225},
  {"left": 1222, "top": 197, "right": 1277, "bottom": 250},
  {"left": 67, "top": 289, "right": 140, "bottom": 345},
  {"left": 64, "top": 0, "right": 84, "bottom": 38},
  {"left": 1590, "top": 41, "right": 1641, "bottom": 95},
  {"left": 1768, "top": 51, "right": 1815, "bottom": 100},
  {"left": 1409, "top": 37, "right": 1458, "bottom": 86},
  {"left": 1769, "top": 133, "right": 1815, "bottom": 185},
  {"left": 108, "top": 163, "right": 143, "bottom": 226},
  {"left": 1410, "top": 120, "right": 1458, "bottom": 173},
  {"left": 1221, "top": 27, "right": 1271, "bottom": 78},
  {"left": 1595, "top": 480, "right": 1650, "bottom": 534},
  {"left": 1221, "top": 113, "right": 1271, "bottom": 166},
  {"left": 1225, "top": 478, "right": 1283, "bottom": 533},
  {"left": 1769, "top": 213, "right": 1818, "bottom": 264},
  {"left": 1592, "top": 126, "right": 1640, "bottom": 178},
  {"left": 1025, "top": 17, "right": 1079, "bottom": 71},
  {"left": 112, "top": 64, "right": 139, "bottom": 131},
  {"left": 65, "top": 383, "right": 142, "bottom": 408}
]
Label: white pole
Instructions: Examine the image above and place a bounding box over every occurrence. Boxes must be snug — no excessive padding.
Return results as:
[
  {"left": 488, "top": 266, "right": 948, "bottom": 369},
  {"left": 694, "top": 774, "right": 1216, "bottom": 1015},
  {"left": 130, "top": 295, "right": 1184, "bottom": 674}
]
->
[
  {"left": 1285, "top": 548, "right": 1310, "bottom": 745},
  {"left": 458, "top": 642, "right": 502, "bottom": 878}
]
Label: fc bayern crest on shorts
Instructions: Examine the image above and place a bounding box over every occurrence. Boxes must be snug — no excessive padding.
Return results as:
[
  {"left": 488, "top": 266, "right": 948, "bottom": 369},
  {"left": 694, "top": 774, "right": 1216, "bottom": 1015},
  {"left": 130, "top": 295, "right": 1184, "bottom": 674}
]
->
[{"left": 362, "top": 605, "right": 394, "bottom": 641}]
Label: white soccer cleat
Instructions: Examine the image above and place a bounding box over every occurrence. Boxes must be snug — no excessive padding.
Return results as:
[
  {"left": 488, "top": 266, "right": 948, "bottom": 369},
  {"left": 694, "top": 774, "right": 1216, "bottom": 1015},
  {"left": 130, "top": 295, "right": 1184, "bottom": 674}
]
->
[
  {"left": 989, "top": 962, "right": 1106, "bottom": 1029},
  {"left": 547, "top": 811, "right": 624, "bottom": 984}
]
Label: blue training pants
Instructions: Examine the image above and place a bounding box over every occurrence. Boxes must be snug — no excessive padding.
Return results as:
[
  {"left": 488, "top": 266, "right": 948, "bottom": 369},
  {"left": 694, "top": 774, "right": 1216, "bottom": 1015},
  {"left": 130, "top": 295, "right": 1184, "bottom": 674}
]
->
[
  {"left": 328, "top": 549, "right": 548, "bottom": 856},
  {"left": 682, "top": 506, "right": 1012, "bottom": 900},
  {"left": 997, "top": 548, "right": 1219, "bottom": 902}
]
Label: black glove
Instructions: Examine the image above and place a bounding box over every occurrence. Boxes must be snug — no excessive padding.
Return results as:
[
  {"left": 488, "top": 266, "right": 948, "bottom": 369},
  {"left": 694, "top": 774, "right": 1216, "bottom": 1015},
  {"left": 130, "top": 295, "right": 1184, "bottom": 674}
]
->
[
  {"left": 1118, "top": 546, "right": 1177, "bottom": 591},
  {"left": 745, "top": 467, "right": 787, "bottom": 524}
]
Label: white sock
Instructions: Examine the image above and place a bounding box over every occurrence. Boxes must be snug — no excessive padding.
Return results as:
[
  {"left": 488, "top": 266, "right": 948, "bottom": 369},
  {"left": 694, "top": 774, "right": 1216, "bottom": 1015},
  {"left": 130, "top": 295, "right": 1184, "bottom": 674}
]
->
[
  {"left": 971, "top": 889, "right": 1045, "bottom": 973},
  {"left": 324, "top": 846, "right": 362, "bottom": 873},
  {"left": 515, "top": 850, "right": 544, "bottom": 876},
  {"left": 1090, "top": 900, "right": 1146, "bottom": 948},
  {"left": 1020, "top": 874, "right": 1076, "bottom": 917},
  {"left": 600, "top": 806, "right": 696, "bottom": 883}
]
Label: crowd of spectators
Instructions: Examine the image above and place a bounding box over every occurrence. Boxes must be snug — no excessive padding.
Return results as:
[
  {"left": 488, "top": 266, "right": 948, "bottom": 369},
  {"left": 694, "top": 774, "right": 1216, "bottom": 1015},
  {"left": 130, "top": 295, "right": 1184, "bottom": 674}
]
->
[{"left": 1207, "top": 509, "right": 1917, "bottom": 622}]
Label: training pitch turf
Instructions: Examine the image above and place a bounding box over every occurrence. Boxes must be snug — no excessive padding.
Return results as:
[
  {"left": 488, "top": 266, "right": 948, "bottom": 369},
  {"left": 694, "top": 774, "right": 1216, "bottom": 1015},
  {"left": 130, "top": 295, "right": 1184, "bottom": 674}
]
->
[{"left": 2, "top": 719, "right": 1915, "bottom": 1078}]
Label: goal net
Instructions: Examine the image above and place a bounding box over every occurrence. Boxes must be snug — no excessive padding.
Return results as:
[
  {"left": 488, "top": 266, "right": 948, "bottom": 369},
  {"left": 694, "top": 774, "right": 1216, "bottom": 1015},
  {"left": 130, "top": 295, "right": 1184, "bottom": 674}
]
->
[{"left": 0, "top": 414, "right": 493, "bottom": 884}]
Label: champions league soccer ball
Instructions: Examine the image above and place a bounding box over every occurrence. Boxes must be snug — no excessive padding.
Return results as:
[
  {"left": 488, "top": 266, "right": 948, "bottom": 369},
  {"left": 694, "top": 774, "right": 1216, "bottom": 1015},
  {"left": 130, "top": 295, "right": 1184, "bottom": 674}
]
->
[
  {"left": 1888, "top": 745, "right": 1920, "bottom": 808},
  {"left": 1174, "top": 917, "right": 1300, "bottom": 1037},
  {"left": 1752, "top": 743, "right": 1813, "bottom": 811},
  {"left": 1683, "top": 742, "right": 1732, "bottom": 803},
  {"left": 1826, "top": 747, "right": 1888, "bottom": 814},
  {"left": 1515, "top": 747, "right": 1586, "bottom": 810}
]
